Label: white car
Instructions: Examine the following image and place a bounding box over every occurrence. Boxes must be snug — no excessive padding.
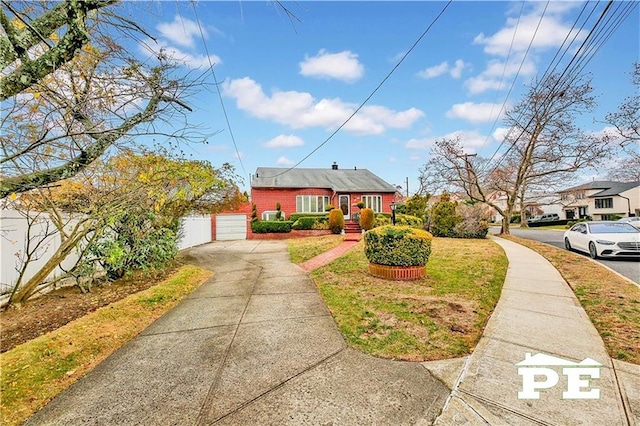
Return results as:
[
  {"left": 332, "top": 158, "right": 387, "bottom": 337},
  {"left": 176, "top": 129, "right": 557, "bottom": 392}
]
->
[
  {"left": 617, "top": 216, "right": 640, "bottom": 229},
  {"left": 563, "top": 221, "right": 640, "bottom": 259}
]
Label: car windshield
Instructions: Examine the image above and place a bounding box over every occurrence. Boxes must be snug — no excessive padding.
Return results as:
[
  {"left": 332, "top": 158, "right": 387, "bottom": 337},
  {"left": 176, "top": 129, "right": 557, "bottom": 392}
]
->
[{"left": 588, "top": 223, "right": 639, "bottom": 234}]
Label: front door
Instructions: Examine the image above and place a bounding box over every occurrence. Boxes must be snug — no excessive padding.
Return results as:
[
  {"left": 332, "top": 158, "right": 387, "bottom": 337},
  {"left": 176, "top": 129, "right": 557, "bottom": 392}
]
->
[{"left": 339, "top": 194, "right": 350, "bottom": 220}]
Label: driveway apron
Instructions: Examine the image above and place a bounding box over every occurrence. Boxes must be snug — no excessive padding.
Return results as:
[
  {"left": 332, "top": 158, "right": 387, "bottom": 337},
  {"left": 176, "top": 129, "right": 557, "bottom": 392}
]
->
[{"left": 25, "top": 240, "right": 449, "bottom": 425}]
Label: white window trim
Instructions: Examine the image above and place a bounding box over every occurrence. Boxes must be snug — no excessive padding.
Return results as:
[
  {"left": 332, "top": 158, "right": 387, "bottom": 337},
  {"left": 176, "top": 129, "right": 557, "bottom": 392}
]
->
[
  {"left": 296, "top": 195, "right": 330, "bottom": 213},
  {"left": 262, "top": 210, "right": 285, "bottom": 220},
  {"left": 361, "top": 195, "right": 383, "bottom": 213}
]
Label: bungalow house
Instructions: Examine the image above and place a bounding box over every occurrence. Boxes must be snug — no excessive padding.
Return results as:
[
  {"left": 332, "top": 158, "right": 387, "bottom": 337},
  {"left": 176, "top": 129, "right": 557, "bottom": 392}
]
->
[
  {"left": 558, "top": 180, "right": 640, "bottom": 220},
  {"left": 251, "top": 163, "right": 397, "bottom": 221}
]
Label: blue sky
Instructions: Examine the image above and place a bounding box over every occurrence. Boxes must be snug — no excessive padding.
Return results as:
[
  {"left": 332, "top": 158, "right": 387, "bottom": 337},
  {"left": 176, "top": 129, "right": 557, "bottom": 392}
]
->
[{"left": 125, "top": 1, "right": 638, "bottom": 194}]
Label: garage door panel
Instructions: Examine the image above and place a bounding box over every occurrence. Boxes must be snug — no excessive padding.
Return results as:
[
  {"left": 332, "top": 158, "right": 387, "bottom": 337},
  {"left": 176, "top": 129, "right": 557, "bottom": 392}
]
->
[{"left": 216, "top": 215, "right": 247, "bottom": 240}]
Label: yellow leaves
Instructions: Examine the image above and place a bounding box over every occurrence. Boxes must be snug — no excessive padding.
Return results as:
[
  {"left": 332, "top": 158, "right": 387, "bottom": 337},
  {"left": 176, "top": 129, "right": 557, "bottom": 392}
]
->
[{"left": 9, "top": 193, "right": 18, "bottom": 201}]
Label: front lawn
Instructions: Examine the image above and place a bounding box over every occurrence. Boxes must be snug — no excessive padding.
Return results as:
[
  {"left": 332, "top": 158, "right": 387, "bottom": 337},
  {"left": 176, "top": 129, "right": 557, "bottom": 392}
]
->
[{"left": 308, "top": 238, "right": 507, "bottom": 361}]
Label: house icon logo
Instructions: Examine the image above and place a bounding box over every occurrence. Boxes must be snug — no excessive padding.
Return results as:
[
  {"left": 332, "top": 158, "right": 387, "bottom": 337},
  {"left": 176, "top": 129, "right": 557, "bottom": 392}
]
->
[{"left": 516, "top": 352, "right": 602, "bottom": 400}]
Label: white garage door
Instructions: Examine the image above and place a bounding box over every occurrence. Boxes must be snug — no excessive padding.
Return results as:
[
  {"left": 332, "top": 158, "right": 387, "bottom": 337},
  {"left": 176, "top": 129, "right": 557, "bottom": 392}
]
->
[{"left": 216, "top": 214, "right": 247, "bottom": 240}]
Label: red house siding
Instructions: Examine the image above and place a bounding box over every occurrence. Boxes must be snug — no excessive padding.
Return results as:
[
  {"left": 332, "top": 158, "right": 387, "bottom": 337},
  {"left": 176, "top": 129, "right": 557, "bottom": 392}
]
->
[{"left": 251, "top": 188, "right": 396, "bottom": 220}]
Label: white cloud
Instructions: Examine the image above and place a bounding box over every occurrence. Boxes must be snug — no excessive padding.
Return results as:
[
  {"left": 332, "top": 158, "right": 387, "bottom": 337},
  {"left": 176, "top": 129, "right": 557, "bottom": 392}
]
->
[
  {"left": 144, "top": 43, "right": 221, "bottom": 69},
  {"left": 417, "top": 61, "right": 449, "bottom": 79},
  {"left": 157, "top": 16, "right": 204, "bottom": 48},
  {"left": 276, "top": 156, "right": 295, "bottom": 166},
  {"left": 446, "top": 102, "right": 505, "bottom": 124},
  {"left": 466, "top": 8, "right": 587, "bottom": 94},
  {"left": 264, "top": 134, "right": 305, "bottom": 148},
  {"left": 405, "top": 130, "right": 489, "bottom": 152},
  {"left": 299, "top": 50, "right": 364, "bottom": 82},
  {"left": 450, "top": 59, "right": 466, "bottom": 79},
  {"left": 474, "top": 13, "right": 587, "bottom": 57},
  {"left": 492, "top": 127, "right": 511, "bottom": 142},
  {"left": 464, "top": 75, "right": 507, "bottom": 94},
  {"left": 223, "top": 77, "right": 424, "bottom": 135},
  {"left": 417, "top": 59, "right": 466, "bottom": 79}
]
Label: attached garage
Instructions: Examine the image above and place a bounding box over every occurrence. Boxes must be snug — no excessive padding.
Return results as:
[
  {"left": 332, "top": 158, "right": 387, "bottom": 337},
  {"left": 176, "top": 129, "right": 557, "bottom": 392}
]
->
[{"left": 215, "top": 214, "right": 247, "bottom": 241}]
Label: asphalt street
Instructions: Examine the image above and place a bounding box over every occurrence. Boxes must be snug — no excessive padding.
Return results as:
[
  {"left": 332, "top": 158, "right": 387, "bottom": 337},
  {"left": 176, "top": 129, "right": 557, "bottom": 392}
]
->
[{"left": 493, "top": 227, "right": 640, "bottom": 285}]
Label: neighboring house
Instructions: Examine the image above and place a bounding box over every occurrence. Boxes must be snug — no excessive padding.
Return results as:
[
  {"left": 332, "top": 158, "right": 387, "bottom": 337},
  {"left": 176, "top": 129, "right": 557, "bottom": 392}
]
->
[
  {"left": 488, "top": 191, "right": 563, "bottom": 223},
  {"left": 559, "top": 180, "right": 640, "bottom": 220},
  {"left": 251, "top": 163, "right": 397, "bottom": 220}
]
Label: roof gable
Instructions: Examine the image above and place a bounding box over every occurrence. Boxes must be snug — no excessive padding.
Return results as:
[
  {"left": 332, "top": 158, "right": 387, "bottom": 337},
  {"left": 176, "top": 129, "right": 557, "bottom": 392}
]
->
[{"left": 251, "top": 167, "right": 397, "bottom": 193}]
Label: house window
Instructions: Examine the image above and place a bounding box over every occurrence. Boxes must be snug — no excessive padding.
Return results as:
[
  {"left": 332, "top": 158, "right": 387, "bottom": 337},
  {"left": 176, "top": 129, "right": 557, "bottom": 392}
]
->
[
  {"left": 361, "top": 195, "right": 382, "bottom": 213},
  {"left": 594, "top": 198, "right": 613, "bottom": 209},
  {"left": 262, "top": 210, "right": 284, "bottom": 220},
  {"left": 296, "top": 195, "right": 329, "bottom": 213}
]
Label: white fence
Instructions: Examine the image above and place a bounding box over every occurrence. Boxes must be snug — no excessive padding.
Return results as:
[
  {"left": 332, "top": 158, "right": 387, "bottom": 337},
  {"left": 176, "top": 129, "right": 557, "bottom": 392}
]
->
[{"left": 0, "top": 210, "right": 212, "bottom": 296}]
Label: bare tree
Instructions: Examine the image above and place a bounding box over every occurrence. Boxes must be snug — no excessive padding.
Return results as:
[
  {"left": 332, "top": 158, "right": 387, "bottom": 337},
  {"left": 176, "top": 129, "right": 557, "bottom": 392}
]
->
[
  {"left": 419, "top": 73, "right": 613, "bottom": 234},
  {"left": 605, "top": 63, "right": 639, "bottom": 145},
  {"left": 0, "top": 1, "right": 200, "bottom": 198}
]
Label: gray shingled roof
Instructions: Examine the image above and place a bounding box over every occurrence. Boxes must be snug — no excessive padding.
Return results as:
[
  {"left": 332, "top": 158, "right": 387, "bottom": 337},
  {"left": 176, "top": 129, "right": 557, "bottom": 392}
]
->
[
  {"left": 251, "top": 167, "right": 397, "bottom": 193},
  {"left": 588, "top": 181, "right": 640, "bottom": 197},
  {"left": 560, "top": 180, "right": 622, "bottom": 192}
]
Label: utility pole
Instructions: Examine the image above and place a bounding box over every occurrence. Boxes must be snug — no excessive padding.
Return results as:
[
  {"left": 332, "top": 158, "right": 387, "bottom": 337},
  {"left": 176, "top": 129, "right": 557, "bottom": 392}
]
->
[{"left": 406, "top": 177, "right": 409, "bottom": 198}]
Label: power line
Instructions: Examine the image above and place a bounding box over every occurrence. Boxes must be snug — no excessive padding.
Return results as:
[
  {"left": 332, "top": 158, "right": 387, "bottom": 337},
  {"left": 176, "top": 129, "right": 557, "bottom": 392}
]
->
[
  {"left": 189, "top": 1, "right": 247, "bottom": 178},
  {"left": 480, "top": 1, "right": 624, "bottom": 178},
  {"left": 261, "top": 0, "right": 453, "bottom": 179}
]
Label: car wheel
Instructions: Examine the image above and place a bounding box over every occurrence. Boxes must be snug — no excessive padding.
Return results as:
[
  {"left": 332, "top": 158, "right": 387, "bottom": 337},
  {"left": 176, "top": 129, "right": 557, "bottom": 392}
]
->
[
  {"left": 564, "top": 238, "right": 572, "bottom": 251},
  {"left": 588, "top": 242, "right": 598, "bottom": 259}
]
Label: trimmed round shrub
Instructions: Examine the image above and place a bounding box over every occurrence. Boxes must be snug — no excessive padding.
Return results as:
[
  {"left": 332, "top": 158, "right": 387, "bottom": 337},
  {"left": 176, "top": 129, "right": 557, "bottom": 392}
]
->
[
  {"left": 359, "top": 208, "right": 375, "bottom": 230},
  {"left": 364, "top": 225, "right": 433, "bottom": 267},
  {"left": 328, "top": 208, "right": 345, "bottom": 234},
  {"left": 429, "top": 195, "right": 460, "bottom": 237}
]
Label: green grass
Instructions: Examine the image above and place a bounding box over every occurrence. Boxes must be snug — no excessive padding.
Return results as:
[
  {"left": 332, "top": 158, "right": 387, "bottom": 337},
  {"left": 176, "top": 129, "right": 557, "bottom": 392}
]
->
[
  {"left": 310, "top": 238, "right": 508, "bottom": 361},
  {"left": 287, "top": 234, "right": 344, "bottom": 263},
  {"left": 0, "top": 265, "right": 212, "bottom": 426}
]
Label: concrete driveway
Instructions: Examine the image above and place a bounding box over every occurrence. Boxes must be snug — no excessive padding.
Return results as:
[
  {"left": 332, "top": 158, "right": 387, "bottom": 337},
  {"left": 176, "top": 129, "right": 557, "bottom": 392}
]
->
[{"left": 25, "top": 240, "right": 449, "bottom": 425}]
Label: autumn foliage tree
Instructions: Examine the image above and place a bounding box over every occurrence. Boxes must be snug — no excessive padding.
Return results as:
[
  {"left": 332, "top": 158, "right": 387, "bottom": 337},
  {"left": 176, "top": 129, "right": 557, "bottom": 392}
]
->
[{"left": 6, "top": 150, "right": 242, "bottom": 305}]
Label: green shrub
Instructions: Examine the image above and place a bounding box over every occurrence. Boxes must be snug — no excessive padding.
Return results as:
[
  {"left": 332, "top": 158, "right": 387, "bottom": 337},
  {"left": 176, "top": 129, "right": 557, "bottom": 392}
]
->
[
  {"left": 429, "top": 194, "right": 460, "bottom": 237},
  {"left": 312, "top": 220, "right": 330, "bottom": 230},
  {"left": 364, "top": 225, "right": 433, "bottom": 266},
  {"left": 359, "top": 208, "right": 375, "bottom": 230},
  {"left": 251, "top": 220, "right": 293, "bottom": 233},
  {"left": 325, "top": 204, "right": 335, "bottom": 212},
  {"left": 289, "top": 213, "right": 329, "bottom": 222},
  {"left": 275, "top": 202, "right": 283, "bottom": 220},
  {"left": 292, "top": 217, "right": 318, "bottom": 230},
  {"left": 374, "top": 213, "right": 391, "bottom": 227},
  {"left": 395, "top": 213, "right": 423, "bottom": 228},
  {"left": 328, "top": 209, "right": 345, "bottom": 234},
  {"left": 510, "top": 214, "right": 521, "bottom": 223}
]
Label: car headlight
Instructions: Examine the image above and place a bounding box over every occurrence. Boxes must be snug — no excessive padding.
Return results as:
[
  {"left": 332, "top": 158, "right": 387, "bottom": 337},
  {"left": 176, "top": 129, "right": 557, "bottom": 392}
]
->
[{"left": 595, "top": 239, "right": 615, "bottom": 245}]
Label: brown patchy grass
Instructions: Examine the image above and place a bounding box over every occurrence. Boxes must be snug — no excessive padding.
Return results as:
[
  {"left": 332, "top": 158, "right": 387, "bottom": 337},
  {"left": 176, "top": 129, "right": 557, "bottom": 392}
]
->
[
  {"left": 310, "top": 238, "right": 508, "bottom": 361},
  {"left": 501, "top": 235, "right": 640, "bottom": 364},
  {"left": 0, "top": 265, "right": 212, "bottom": 426}
]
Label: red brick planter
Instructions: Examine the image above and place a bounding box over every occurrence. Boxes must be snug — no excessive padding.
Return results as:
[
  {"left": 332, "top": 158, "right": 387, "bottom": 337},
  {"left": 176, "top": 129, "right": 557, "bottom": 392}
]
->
[{"left": 368, "top": 263, "right": 426, "bottom": 281}]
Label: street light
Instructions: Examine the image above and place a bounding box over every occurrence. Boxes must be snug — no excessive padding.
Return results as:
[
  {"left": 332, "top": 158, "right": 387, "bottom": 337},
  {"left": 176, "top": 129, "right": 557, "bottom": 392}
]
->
[{"left": 390, "top": 201, "right": 396, "bottom": 225}]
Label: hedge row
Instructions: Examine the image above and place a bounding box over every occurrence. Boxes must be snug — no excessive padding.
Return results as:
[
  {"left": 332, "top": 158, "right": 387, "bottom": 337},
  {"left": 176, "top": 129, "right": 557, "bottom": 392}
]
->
[{"left": 251, "top": 220, "right": 294, "bottom": 233}]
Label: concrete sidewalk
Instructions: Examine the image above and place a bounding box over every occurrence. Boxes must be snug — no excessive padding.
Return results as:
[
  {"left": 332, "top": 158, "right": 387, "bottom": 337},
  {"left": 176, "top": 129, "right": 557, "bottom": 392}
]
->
[
  {"left": 433, "top": 236, "right": 639, "bottom": 425},
  {"left": 24, "top": 237, "right": 639, "bottom": 425}
]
